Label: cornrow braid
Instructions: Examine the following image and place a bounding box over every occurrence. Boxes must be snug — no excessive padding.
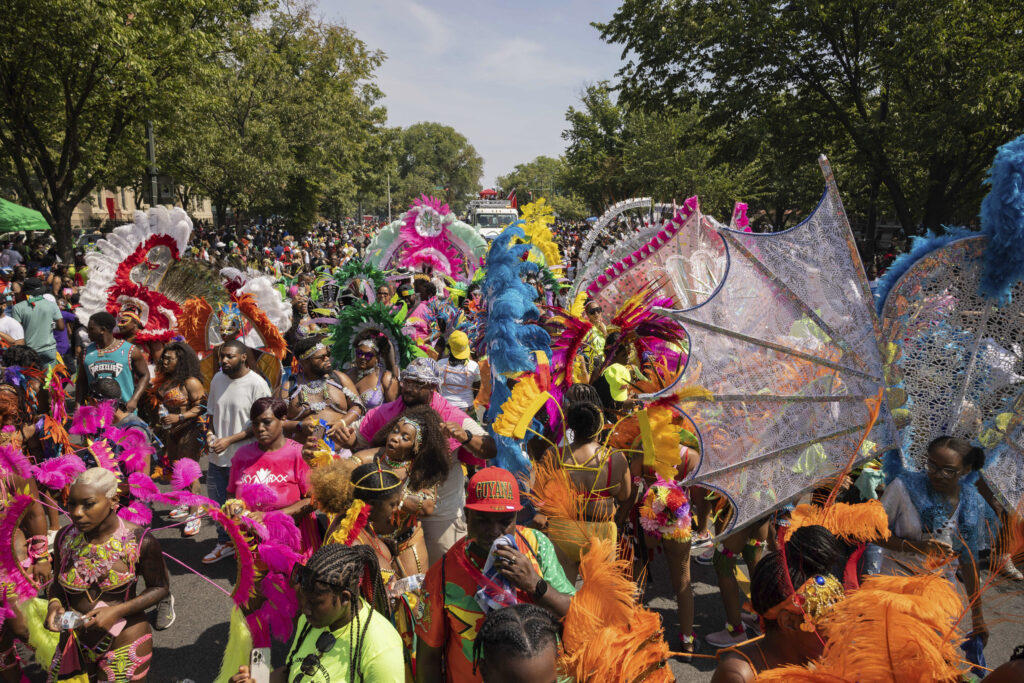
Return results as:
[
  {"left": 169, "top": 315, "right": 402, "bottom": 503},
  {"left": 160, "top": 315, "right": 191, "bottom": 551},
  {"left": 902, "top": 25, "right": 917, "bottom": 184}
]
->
[
  {"left": 302, "top": 544, "right": 391, "bottom": 682},
  {"left": 472, "top": 603, "right": 561, "bottom": 674}
]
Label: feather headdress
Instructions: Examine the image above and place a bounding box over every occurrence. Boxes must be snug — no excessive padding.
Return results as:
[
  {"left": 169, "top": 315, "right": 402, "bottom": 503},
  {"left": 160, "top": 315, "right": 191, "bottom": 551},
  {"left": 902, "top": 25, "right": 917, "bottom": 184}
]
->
[
  {"left": 398, "top": 195, "right": 463, "bottom": 277},
  {"left": 76, "top": 207, "right": 194, "bottom": 343},
  {"left": 598, "top": 284, "right": 687, "bottom": 376},
  {"left": 518, "top": 199, "right": 562, "bottom": 271},
  {"left": 328, "top": 300, "right": 418, "bottom": 370}
]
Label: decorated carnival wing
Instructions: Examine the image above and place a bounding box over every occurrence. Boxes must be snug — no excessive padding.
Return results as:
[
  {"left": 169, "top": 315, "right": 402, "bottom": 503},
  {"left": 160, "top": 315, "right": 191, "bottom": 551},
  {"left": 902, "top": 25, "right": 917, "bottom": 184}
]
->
[
  {"left": 586, "top": 159, "right": 897, "bottom": 535},
  {"left": 875, "top": 135, "right": 1024, "bottom": 512},
  {"left": 76, "top": 207, "right": 223, "bottom": 342},
  {"left": 365, "top": 195, "right": 487, "bottom": 281}
]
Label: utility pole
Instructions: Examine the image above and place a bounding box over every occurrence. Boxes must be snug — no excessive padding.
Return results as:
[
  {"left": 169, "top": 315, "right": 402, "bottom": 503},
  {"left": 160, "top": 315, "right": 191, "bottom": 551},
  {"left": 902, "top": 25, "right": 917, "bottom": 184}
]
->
[
  {"left": 146, "top": 121, "right": 159, "bottom": 208},
  {"left": 387, "top": 171, "right": 392, "bottom": 222}
]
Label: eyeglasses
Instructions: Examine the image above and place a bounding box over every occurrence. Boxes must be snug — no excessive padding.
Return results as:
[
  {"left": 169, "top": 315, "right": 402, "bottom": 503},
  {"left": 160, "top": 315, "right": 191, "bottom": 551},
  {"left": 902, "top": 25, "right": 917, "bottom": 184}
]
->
[{"left": 925, "top": 460, "right": 961, "bottom": 479}]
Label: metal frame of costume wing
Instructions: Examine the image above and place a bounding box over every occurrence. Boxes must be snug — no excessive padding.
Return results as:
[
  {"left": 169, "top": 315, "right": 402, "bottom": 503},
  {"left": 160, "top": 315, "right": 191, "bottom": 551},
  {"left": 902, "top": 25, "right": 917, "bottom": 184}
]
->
[
  {"left": 591, "top": 157, "right": 898, "bottom": 536},
  {"left": 879, "top": 236, "right": 1024, "bottom": 513}
]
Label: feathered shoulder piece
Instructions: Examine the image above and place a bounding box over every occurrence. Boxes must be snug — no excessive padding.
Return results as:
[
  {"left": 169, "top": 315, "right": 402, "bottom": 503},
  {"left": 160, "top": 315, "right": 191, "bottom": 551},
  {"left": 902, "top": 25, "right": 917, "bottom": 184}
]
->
[
  {"left": 544, "top": 305, "right": 596, "bottom": 391},
  {"left": 76, "top": 206, "right": 193, "bottom": 343},
  {"left": 328, "top": 301, "right": 417, "bottom": 370}
]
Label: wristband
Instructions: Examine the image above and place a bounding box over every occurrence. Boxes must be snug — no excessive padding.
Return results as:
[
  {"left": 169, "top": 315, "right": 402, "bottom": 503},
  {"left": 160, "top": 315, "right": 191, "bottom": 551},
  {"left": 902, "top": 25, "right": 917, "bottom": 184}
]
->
[{"left": 460, "top": 432, "right": 472, "bottom": 446}]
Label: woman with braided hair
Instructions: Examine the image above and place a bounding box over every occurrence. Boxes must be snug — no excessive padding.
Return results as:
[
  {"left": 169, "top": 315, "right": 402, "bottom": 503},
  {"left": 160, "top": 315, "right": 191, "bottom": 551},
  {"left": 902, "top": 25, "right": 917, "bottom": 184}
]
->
[
  {"left": 472, "top": 604, "right": 561, "bottom": 683},
  {"left": 229, "top": 544, "right": 404, "bottom": 683},
  {"left": 355, "top": 405, "right": 451, "bottom": 574}
]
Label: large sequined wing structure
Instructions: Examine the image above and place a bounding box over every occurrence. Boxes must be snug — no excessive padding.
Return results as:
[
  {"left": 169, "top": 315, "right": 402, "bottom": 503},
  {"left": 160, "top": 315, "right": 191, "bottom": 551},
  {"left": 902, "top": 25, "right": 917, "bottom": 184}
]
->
[
  {"left": 588, "top": 158, "right": 897, "bottom": 536},
  {"left": 879, "top": 236, "right": 1024, "bottom": 511}
]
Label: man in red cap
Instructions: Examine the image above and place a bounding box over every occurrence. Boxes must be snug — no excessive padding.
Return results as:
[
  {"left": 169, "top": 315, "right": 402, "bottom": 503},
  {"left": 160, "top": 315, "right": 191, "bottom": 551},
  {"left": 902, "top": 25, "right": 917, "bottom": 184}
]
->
[{"left": 415, "top": 467, "right": 576, "bottom": 683}]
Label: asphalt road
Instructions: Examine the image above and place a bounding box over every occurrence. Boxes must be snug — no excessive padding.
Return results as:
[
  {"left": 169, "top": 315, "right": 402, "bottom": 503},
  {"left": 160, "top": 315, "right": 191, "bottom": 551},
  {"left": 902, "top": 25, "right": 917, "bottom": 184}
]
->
[{"left": 22, "top": 497, "right": 1024, "bottom": 682}]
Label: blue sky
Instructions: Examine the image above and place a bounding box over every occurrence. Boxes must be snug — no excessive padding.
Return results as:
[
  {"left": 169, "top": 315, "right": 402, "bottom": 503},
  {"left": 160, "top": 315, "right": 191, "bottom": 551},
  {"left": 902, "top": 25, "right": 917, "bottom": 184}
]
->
[{"left": 320, "top": 0, "right": 625, "bottom": 185}]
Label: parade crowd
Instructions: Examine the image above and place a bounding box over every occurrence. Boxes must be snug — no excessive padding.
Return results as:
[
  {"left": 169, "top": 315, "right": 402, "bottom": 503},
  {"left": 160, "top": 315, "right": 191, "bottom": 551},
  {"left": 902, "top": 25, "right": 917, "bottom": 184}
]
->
[{"left": 0, "top": 199, "right": 1021, "bottom": 683}]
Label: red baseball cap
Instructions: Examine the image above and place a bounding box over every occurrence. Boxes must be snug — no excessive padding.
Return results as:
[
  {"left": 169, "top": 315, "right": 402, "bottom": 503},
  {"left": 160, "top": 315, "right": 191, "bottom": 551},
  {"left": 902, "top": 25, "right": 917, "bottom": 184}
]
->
[{"left": 465, "top": 467, "right": 522, "bottom": 512}]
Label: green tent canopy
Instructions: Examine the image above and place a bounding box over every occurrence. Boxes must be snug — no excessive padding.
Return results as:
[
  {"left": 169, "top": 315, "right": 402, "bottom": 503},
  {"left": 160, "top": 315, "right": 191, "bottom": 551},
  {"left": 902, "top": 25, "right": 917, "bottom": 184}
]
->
[{"left": 0, "top": 197, "right": 50, "bottom": 232}]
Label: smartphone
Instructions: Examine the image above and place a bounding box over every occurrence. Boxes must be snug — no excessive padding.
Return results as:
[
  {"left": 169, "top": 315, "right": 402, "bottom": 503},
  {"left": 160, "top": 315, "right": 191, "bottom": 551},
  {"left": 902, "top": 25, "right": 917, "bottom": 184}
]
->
[{"left": 249, "top": 647, "right": 271, "bottom": 683}]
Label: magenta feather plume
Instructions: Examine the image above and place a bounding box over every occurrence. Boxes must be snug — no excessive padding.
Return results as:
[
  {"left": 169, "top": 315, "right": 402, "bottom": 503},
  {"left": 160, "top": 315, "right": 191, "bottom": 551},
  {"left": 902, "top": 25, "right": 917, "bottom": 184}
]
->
[
  {"left": 237, "top": 482, "right": 277, "bottom": 510},
  {"left": 0, "top": 444, "right": 33, "bottom": 480},
  {"left": 171, "top": 458, "right": 202, "bottom": 491},
  {"left": 264, "top": 572, "right": 299, "bottom": 641},
  {"left": 70, "top": 405, "right": 98, "bottom": 435},
  {"left": 0, "top": 496, "right": 40, "bottom": 601},
  {"left": 261, "top": 511, "right": 301, "bottom": 549},
  {"left": 206, "top": 507, "right": 255, "bottom": 607},
  {"left": 118, "top": 500, "right": 153, "bottom": 526},
  {"left": 0, "top": 594, "right": 16, "bottom": 623},
  {"left": 246, "top": 610, "right": 272, "bottom": 649},
  {"left": 399, "top": 195, "right": 463, "bottom": 276},
  {"left": 34, "top": 454, "right": 87, "bottom": 490},
  {"left": 118, "top": 446, "right": 149, "bottom": 475},
  {"left": 49, "top": 374, "right": 69, "bottom": 424},
  {"left": 259, "top": 543, "right": 300, "bottom": 575},
  {"left": 171, "top": 492, "right": 215, "bottom": 510},
  {"left": 127, "top": 472, "right": 178, "bottom": 506}
]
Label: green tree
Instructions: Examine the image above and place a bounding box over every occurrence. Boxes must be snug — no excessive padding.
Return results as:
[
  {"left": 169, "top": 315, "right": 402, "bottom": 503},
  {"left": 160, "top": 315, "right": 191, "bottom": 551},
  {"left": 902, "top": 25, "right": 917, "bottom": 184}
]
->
[
  {"left": 158, "top": 3, "right": 386, "bottom": 231},
  {"left": 0, "top": 0, "right": 260, "bottom": 258},
  {"left": 596, "top": 0, "right": 1024, "bottom": 238},
  {"left": 394, "top": 122, "right": 483, "bottom": 213},
  {"left": 496, "top": 156, "right": 565, "bottom": 204}
]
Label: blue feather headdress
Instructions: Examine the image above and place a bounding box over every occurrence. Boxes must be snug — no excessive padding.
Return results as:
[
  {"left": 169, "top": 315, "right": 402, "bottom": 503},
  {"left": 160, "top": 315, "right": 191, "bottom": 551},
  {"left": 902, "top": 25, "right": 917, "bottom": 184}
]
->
[{"left": 979, "top": 134, "right": 1024, "bottom": 303}]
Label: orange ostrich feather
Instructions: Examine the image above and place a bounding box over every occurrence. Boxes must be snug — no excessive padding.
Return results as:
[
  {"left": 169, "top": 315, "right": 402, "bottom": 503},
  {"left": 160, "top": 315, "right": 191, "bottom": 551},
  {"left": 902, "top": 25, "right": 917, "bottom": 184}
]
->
[
  {"left": 180, "top": 297, "right": 213, "bottom": 354},
  {"left": 236, "top": 293, "right": 287, "bottom": 361},
  {"left": 560, "top": 538, "right": 673, "bottom": 682},
  {"left": 785, "top": 500, "right": 891, "bottom": 544}
]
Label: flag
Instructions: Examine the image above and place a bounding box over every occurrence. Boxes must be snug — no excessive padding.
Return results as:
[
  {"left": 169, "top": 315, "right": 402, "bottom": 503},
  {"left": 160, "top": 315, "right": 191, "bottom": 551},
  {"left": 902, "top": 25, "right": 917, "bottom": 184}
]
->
[{"left": 507, "top": 188, "right": 517, "bottom": 209}]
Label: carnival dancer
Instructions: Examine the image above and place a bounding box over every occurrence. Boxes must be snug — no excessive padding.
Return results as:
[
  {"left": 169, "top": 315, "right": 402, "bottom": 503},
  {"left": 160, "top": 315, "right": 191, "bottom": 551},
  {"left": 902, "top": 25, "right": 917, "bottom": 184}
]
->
[
  {"left": 352, "top": 406, "right": 451, "bottom": 573},
  {"left": 344, "top": 333, "right": 399, "bottom": 413},
  {"left": 285, "top": 336, "right": 363, "bottom": 458},
  {"left": 711, "top": 525, "right": 846, "bottom": 682},
  {"left": 873, "top": 436, "right": 990, "bottom": 656},
  {"left": 44, "top": 468, "right": 169, "bottom": 682},
  {"left": 436, "top": 331, "right": 480, "bottom": 413},
  {"left": 335, "top": 358, "right": 495, "bottom": 559},
  {"left": 414, "top": 467, "right": 576, "bottom": 683}
]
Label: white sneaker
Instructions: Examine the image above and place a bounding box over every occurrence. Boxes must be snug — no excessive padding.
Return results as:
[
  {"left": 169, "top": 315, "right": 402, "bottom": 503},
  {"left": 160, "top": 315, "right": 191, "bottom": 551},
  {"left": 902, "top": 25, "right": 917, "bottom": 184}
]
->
[
  {"left": 996, "top": 554, "right": 1023, "bottom": 581},
  {"left": 202, "top": 542, "right": 235, "bottom": 564},
  {"left": 168, "top": 505, "right": 190, "bottom": 520}
]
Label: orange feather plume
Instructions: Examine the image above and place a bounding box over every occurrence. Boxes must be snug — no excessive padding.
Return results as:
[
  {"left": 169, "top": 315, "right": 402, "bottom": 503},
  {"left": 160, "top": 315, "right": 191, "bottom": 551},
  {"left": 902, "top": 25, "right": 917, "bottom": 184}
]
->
[
  {"left": 785, "top": 500, "right": 891, "bottom": 544},
  {"left": 236, "top": 293, "right": 287, "bottom": 361},
  {"left": 179, "top": 297, "right": 213, "bottom": 354}
]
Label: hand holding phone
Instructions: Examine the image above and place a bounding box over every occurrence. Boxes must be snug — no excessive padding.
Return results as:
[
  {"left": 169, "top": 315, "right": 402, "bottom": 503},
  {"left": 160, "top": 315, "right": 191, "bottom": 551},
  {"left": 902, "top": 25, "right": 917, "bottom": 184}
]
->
[{"left": 249, "top": 648, "right": 271, "bottom": 683}]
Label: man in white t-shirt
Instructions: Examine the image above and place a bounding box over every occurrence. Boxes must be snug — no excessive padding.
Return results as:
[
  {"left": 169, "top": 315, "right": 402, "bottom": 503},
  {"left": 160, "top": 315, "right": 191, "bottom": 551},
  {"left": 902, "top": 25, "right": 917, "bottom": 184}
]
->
[
  {"left": 202, "top": 339, "right": 271, "bottom": 563},
  {"left": 0, "top": 293, "right": 24, "bottom": 346},
  {"left": 436, "top": 331, "right": 480, "bottom": 411}
]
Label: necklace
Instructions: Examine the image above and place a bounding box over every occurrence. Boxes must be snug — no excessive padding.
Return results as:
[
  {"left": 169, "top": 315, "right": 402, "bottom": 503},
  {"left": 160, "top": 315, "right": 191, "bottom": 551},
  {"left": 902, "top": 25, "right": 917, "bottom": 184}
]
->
[
  {"left": 300, "top": 378, "right": 329, "bottom": 412},
  {"left": 98, "top": 339, "right": 122, "bottom": 355},
  {"left": 379, "top": 452, "right": 410, "bottom": 471},
  {"left": 354, "top": 366, "right": 376, "bottom": 382}
]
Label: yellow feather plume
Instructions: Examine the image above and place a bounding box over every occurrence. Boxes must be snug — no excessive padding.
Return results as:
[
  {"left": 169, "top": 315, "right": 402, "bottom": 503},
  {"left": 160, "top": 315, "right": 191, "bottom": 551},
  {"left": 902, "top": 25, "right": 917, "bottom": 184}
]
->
[
  {"left": 493, "top": 376, "right": 551, "bottom": 439},
  {"left": 519, "top": 199, "right": 563, "bottom": 271}
]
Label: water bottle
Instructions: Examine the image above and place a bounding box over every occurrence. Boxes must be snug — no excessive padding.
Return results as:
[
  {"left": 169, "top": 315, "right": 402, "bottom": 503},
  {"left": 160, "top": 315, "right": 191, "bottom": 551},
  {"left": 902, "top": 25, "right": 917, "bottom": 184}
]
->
[{"left": 59, "top": 610, "right": 85, "bottom": 631}]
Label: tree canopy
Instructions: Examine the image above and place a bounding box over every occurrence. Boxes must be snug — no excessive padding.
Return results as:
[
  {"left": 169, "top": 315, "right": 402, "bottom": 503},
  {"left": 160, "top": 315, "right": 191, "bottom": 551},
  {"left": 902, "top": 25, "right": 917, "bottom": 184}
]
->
[
  {"left": 495, "top": 155, "right": 588, "bottom": 220},
  {"left": 393, "top": 122, "right": 484, "bottom": 213},
  {"left": 0, "top": 0, "right": 261, "bottom": 258},
  {"left": 595, "top": 0, "right": 1024, "bottom": 239}
]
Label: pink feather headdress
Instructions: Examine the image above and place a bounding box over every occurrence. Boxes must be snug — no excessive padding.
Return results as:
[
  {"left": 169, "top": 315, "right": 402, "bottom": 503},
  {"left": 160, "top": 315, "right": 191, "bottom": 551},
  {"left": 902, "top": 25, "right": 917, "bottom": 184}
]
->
[{"left": 398, "top": 195, "right": 463, "bottom": 276}]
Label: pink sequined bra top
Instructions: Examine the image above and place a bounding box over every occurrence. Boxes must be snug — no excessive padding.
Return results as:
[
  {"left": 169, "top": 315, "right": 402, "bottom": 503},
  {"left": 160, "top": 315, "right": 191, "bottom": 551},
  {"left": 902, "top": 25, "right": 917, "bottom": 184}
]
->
[{"left": 57, "top": 518, "right": 141, "bottom": 594}]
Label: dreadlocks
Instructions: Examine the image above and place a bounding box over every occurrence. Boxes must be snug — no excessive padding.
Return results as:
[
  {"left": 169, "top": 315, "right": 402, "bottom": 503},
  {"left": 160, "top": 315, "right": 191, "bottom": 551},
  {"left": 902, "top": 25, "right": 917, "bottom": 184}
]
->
[
  {"left": 472, "top": 603, "right": 562, "bottom": 674},
  {"left": 298, "top": 544, "right": 390, "bottom": 682}
]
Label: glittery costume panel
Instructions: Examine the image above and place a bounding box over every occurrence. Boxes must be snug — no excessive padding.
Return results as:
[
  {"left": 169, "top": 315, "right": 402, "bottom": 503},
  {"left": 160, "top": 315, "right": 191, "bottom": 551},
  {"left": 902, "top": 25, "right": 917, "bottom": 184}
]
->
[{"left": 880, "top": 236, "right": 1024, "bottom": 512}]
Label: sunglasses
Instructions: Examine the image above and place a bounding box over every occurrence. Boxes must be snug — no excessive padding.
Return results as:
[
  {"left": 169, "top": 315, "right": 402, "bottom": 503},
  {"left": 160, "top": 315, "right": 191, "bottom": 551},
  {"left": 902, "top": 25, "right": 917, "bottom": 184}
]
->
[
  {"left": 294, "top": 632, "right": 337, "bottom": 683},
  {"left": 355, "top": 350, "right": 376, "bottom": 360},
  {"left": 290, "top": 563, "right": 342, "bottom": 594}
]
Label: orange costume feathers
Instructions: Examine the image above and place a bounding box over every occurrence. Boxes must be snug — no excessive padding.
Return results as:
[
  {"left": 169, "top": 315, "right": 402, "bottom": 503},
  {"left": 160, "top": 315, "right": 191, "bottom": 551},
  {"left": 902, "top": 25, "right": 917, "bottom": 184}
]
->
[
  {"left": 785, "top": 500, "right": 891, "bottom": 544},
  {"left": 560, "top": 538, "right": 673, "bottom": 683}
]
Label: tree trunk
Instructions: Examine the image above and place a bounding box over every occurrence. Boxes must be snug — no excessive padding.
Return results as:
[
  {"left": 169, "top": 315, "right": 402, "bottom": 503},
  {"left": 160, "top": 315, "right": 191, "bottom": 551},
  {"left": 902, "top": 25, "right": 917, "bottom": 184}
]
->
[
  {"left": 920, "top": 162, "right": 953, "bottom": 232},
  {"left": 878, "top": 167, "right": 917, "bottom": 238},
  {"left": 863, "top": 173, "right": 881, "bottom": 266},
  {"left": 52, "top": 202, "right": 75, "bottom": 263},
  {"left": 214, "top": 202, "right": 227, "bottom": 230}
]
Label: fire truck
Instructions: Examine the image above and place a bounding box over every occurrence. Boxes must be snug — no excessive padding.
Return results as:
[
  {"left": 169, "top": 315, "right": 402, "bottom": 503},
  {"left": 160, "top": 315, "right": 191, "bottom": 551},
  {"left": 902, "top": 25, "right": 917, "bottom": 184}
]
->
[{"left": 467, "top": 191, "right": 519, "bottom": 239}]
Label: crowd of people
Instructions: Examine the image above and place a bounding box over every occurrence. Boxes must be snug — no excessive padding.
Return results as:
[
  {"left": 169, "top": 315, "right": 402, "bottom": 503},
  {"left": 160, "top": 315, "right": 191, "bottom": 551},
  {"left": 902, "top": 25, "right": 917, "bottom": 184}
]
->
[{"left": 0, "top": 198, "right": 1021, "bottom": 683}]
